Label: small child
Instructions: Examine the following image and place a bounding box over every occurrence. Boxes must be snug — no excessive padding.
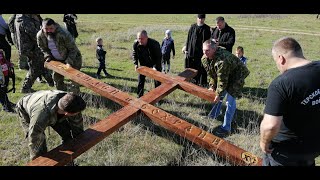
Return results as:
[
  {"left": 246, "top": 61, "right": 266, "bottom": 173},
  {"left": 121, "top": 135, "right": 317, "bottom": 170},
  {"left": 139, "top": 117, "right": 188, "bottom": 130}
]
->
[
  {"left": 95, "top": 37, "right": 108, "bottom": 79},
  {"left": 0, "top": 50, "right": 14, "bottom": 113},
  {"left": 160, "top": 30, "right": 175, "bottom": 73},
  {"left": 235, "top": 46, "right": 247, "bottom": 66}
]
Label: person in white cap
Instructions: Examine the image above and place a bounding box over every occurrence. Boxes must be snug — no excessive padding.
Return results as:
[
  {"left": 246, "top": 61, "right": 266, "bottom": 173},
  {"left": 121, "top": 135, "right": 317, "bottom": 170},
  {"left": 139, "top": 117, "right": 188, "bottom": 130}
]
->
[{"left": 160, "top": 30, "right": 175, "bottom": 73}]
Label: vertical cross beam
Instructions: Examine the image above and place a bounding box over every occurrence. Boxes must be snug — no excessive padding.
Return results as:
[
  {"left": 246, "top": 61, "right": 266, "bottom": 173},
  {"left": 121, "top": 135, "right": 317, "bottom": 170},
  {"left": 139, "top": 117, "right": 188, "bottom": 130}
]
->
[{"left": 27, "top": 61, "right": 262, "bottom": 166}]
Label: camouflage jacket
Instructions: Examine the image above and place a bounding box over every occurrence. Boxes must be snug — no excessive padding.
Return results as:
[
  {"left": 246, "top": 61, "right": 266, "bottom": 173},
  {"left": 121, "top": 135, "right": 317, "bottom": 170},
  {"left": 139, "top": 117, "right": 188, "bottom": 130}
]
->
[
  {"left": 14, "top": 14, "right": 42, "bottom": 58},
  {"left": 202, "top": 48, "right": 250, "bottom": 98},
  {"left": 16, "top": 90, "right": 71, "bottom": 159},
  {"left": 8, "top": 14, "right": 17, "bottom": 48},
  {"left": 37, "top": 24, "right": 82, "bottom": 67}
]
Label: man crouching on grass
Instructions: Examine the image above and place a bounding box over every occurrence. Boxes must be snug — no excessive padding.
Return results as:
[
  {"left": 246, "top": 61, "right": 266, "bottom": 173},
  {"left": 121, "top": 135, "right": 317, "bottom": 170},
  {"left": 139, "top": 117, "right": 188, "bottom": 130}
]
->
[{"left": 16, "top": 90, "right": 86, "bottom": 161}]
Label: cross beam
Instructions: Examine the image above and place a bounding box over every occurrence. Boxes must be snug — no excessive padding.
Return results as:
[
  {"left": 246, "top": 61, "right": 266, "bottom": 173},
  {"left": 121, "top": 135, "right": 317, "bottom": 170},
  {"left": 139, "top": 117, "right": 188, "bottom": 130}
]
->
[
  {"left": 27, "top": 61, "right": 262, "bottom": 166},
  {"left": 137, "top": 66, "right": 216, "bottom": 102}
]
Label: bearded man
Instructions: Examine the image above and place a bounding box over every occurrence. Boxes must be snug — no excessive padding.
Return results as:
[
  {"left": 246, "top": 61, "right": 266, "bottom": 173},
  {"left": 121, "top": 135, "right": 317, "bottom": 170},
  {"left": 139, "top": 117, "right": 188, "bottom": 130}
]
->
[{"left": 37, "top": 18, "right": 82, "bottom": 94}]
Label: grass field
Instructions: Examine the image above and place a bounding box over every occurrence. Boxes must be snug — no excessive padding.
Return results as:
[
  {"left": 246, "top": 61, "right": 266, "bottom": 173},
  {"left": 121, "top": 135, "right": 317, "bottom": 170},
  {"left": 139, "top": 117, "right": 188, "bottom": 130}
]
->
[{"left": 1, "top": 14, "right": 320, "bottom": 166}]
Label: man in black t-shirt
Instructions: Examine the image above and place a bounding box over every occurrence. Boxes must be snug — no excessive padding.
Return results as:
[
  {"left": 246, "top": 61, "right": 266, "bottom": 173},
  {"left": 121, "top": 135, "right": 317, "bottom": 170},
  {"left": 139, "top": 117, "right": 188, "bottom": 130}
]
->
[{"left": 260, "top": 37, "right": 320, "bottom": 166}]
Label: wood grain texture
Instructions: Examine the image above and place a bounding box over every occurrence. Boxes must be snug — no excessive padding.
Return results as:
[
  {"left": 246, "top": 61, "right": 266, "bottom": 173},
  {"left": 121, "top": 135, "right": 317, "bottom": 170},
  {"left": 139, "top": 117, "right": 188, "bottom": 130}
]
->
[{"left": 27, "top": 61, "right": 262, "bottom": 166}]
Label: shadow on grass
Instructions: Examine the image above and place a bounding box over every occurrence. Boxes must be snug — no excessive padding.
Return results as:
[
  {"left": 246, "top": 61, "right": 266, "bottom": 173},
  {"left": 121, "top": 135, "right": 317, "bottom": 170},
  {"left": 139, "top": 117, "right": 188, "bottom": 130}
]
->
[
  {"left": 79, "top": 92, "right": 122, "bottom": 111},
  {"left": 82, "top": 115, "right": 101, "bottom": 126},
  {"left": 77, "top": 85, "right": 264, "bottom": 166},
  {"left": 233, "top": 108, "right": 263, "bottom": 131},
  {"left": 162, "top": 98, "right": 213, "bottom": 113},
  {"left": 163, "top": 108, "right": 263, "bottom": 166},
  {"left": 80, "top": 69, "right": 138, "bottom": 83},
  {"left": 130, "top": 106, "right": 227, "bottom": 166},
  {"left": 81, "top": 66, "right": 123, "bottom": 72},
  {"left": 242, "top": 87, "right": 268, "bottom": 103},
  {"left": 201, "top": 104, "right": 263, "bottom": 133}
]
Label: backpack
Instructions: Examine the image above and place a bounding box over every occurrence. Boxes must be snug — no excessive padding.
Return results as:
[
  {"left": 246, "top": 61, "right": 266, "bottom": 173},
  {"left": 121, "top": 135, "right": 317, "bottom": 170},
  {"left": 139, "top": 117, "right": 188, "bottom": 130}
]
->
[
  {"left": 0, "top": 51, "right": 9, "bottom": 76},
  {"left": 0, "top": 50, "right": 15, "bottom": 92}
]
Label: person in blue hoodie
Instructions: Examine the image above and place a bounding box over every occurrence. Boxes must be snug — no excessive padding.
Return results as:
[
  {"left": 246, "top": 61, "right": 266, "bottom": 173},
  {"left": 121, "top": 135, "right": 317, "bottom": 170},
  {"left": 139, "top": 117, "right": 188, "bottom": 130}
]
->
[
  {"left": 160, "top": 30, "right": 175, "bottom": 73},
  {"left": 235, "top": 46, "right": 247, "bottom": 66}
]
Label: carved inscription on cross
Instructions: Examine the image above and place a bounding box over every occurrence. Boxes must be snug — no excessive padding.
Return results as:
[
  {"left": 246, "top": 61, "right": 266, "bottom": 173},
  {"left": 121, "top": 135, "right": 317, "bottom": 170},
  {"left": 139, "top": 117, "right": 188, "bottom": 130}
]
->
[{"left": 27, "top": 61, "right": 262, "bottom": 166}]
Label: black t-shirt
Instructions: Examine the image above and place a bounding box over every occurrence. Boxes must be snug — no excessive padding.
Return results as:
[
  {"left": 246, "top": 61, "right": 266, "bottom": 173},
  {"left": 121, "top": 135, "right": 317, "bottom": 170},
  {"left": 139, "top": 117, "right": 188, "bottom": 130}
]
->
[{"left": 264, "top": 61, "right": 320, "bottom": 153}]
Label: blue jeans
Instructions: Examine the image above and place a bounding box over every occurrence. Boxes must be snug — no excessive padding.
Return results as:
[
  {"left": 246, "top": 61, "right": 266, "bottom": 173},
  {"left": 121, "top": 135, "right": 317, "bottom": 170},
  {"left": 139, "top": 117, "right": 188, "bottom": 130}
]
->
[{"left": 208, "top": 91, "right": 236, "bottom": 131}]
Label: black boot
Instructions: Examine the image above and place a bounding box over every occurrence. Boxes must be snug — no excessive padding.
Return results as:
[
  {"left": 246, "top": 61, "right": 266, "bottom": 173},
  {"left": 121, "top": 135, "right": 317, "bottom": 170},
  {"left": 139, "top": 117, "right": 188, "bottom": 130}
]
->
[{"left": 3, "top": 105, "right": 15, "bottom": 113}]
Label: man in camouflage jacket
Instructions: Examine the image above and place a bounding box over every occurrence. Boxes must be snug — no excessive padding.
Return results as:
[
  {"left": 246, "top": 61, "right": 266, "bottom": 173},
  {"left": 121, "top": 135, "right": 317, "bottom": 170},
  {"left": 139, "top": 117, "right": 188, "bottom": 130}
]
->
[
  {"left": 37, "top": 18, "right": 82, "bottom": 94},
  {"left": 16, "top": 90, "right": 86, "bottom": 160},
  {"left": 15, "top": 14, "right": 54, "bottom": 93},
  {"left": 202, "top": 40, "right": 250, "bottom": 137}
]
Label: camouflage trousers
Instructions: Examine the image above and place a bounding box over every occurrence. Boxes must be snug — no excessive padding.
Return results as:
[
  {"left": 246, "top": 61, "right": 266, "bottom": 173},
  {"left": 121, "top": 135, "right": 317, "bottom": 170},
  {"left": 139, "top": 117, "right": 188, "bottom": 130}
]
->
[
  {"left": 16, "top": 100, "right": 47, "bottom": 160},
  {"left": 16, "top": 100, "right": 84, "bottom": 160},
  {"left": 21, "top": 53, "right": 54, "bottom": 91},
  {"left": 18, "top": 55, "right": 29, "bottom": 70},
  {"left": 53, "top": 59, "right": 82, "bottom": 94}
]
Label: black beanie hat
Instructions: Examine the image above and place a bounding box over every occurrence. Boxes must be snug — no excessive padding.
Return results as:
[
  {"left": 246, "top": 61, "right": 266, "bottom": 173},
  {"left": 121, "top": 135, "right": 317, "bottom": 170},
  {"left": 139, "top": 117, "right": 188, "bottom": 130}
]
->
[{"left": 198, "top": 14, "right": 206, "bottom": 19}]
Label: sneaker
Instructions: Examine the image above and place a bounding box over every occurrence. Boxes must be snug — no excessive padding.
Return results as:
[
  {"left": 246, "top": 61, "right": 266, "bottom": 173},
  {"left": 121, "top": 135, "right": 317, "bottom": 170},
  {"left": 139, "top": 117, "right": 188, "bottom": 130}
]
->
[
  {"left": 96, "top": 74, "right": 101, "bottom": 79},
  {"left": 214, "top": 127, "right": 231, "bottom": 138}
]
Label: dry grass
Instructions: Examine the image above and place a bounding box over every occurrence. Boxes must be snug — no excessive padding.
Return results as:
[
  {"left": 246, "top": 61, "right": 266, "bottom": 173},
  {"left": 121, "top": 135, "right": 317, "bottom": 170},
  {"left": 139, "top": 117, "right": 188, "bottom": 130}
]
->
[{"left": 1, "top": 14, "right": 320, "bottom": 166}]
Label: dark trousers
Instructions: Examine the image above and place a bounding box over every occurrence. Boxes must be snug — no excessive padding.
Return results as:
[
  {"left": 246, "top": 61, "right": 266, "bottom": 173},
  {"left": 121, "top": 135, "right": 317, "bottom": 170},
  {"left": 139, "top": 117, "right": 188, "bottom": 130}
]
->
[
  {"left": 97, "top": 62, "right": 107, "bottom": 76},
  {"left": 51, "top": 119, "right": 73, "bottom": 143},
  {"left": 137, "top": 74, "right": 161, "bottom": 98},
  {"left": 263, "top": 149, "right": 317, "bottom": 166},
  {"left": 66, "top": 23, "right": 78, "bottom": 39},
  {"left": 22, "top": 55, "right": 54, "bottom": 90},
  {"left": 0, "top": 34, "right": 11, "bottom": 61},
  {"left": 0, "top": 86, "right": 10, "bottom": 109},
  {"left": 185, "top": 56, "right": 207, "bottom": 87},
  {"left": 51, "top": 114, "right": 84, "bottom": 144},
  {"left": 161, "top": 54, "right": 171, "bottom": 65}
]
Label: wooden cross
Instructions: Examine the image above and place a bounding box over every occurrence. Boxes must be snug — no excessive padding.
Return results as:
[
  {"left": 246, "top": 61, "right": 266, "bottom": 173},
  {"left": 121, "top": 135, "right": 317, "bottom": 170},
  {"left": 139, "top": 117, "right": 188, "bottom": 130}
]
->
[{"left": 27, "top": 61, "right": 262, "bottom": 166}]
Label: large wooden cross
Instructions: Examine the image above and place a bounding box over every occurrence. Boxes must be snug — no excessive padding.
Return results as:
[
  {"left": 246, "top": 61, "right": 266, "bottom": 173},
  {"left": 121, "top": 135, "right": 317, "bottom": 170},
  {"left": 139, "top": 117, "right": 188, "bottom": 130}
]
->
[{"left": 27, "top": 61, "right": 262, "bottom": 166}]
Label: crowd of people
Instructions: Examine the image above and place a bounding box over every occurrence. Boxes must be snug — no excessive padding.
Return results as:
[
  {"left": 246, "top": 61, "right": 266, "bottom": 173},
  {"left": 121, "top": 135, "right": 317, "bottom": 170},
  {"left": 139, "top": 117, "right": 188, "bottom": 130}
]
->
[{"left": 1, "top": 14, "right": 319, "bottom": 166}]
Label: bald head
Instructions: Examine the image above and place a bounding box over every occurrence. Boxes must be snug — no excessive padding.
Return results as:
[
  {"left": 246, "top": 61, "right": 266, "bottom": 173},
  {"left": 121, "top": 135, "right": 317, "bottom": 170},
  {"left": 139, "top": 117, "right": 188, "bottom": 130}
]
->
[
  {"left": 271, "top": 37, "right": 310, "bottom": 74},
  {"left": 272, "top": 37, "right": 304, "bottom": 58}
]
